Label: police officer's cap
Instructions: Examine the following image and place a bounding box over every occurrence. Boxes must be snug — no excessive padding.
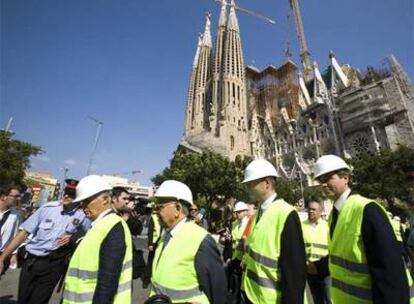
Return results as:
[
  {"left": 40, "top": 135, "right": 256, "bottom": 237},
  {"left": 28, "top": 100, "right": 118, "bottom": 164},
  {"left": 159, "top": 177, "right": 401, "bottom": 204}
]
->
[{"left": 65, "top": 179, "right": 79, "bottom": 190}]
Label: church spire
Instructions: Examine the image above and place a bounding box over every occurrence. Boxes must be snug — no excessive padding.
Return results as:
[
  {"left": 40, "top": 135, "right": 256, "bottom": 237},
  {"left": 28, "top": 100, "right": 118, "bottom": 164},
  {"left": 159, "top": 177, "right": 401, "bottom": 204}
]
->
[
  {"left": 218, "top": 0, "right": 227, "bottom": 27},
  {"left": 201, "top": 13, "right": 212, "bottom": 47},
  {"left": 191, "top": 13, "right": 213, "bottom": 133},
  {"left": 184, "top": 34, "right": 203, "bottom": 134},
  {"left": 211, "top": 1, "right": 228, "bottom": 131},
  {"left": 227, "top": 0, "right": 240, "bottom": 32}
]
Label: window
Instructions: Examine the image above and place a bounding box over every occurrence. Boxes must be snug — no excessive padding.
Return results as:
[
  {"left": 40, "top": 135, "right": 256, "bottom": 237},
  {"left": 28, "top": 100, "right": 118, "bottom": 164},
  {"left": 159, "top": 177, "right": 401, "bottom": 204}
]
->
[{"left": 230, "top": 136, "right": 235, "bottom": 150}]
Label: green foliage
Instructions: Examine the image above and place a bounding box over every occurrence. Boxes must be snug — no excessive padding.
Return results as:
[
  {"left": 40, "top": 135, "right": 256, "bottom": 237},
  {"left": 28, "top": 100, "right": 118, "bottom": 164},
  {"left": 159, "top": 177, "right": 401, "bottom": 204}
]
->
[
  {"left": 350, "top": 145, "right": 414, "bottom": 214},
  {"left": 0, "top": 131, "right": 42, "bottom": 185},
  {"left": 275, "top": 177, "right": 302, "bottom": 204},
  {"left": 152, "top": 151, "right": 251, "bottom": 208}
]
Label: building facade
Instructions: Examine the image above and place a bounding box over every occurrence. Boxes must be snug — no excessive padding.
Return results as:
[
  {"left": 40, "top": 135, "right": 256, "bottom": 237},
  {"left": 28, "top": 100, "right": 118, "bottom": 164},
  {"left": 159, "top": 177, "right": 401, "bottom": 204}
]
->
[{"left": 180, "top": 0, "right": 414, "bottom": 181}]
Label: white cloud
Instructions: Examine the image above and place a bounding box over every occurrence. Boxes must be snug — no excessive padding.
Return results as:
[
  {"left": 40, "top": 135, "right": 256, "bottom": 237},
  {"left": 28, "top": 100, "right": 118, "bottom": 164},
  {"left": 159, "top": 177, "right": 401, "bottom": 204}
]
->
[{"left": 64, "top": 159, "right": 77, "bottom": 166}]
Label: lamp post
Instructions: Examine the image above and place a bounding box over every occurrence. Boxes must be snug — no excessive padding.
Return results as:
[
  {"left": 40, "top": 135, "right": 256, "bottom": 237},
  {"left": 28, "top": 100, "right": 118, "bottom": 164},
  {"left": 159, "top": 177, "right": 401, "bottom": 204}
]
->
[{"left": 86, "top": 116, "right": 104, "bottom": 175}]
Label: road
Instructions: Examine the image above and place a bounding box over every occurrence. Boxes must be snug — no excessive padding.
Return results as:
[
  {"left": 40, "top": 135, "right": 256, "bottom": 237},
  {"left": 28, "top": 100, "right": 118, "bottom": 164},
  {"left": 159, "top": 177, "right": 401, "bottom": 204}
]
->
[{"left": 0, "top": 237, "right": 150, "bottom": 304}]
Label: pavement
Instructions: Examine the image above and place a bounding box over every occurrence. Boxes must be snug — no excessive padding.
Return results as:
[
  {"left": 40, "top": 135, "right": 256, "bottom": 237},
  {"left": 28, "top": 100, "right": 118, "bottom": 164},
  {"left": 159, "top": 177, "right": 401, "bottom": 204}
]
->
[{"left": 0, "top": 237, "right": 150, "bottom": 304}]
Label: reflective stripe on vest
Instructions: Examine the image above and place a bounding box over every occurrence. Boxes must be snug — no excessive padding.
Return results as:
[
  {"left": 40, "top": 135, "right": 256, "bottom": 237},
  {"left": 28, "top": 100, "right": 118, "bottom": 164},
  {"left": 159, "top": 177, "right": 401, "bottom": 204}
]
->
[
  {"left": 242, "top": 199, "right": 296, "bottom": 303},
  {"left": 63, "top": 281, "right": 131, "bottom": 302},
  {"left": 150, "top": 221, "right": 209, "bottom": 304},
  {"left": 63, "top": 213, "right": 132, "bottom": 304},
  {"left": 302, "top": 219, "right": 329, "bottom": 262},
  {"left": 246, "top": 246, "right": 278, "bottom": 269},
  {"left": 152, "top": 282, "right": 204, "bottom": 300}
]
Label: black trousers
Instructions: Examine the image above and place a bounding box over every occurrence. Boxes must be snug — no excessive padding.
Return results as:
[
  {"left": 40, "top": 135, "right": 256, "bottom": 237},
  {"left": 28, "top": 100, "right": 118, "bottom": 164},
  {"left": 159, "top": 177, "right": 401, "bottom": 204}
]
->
[
  {"left": 18, "top": 256, "right": 66, "bottom": 304},
  {"left": 307, "top": 274, "right": 332, "bottom": 304},
  {"left": 142, "top": 248, "right": 156, "bottom": 285}
]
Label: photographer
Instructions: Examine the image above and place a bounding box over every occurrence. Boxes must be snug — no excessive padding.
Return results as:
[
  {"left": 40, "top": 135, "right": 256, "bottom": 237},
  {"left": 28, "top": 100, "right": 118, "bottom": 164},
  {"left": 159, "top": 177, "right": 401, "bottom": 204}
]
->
[
  {"left": 111, "top": 187, "right": 143, "bottom": 236},
  {"left": 111, "top": 187, "right": 145, "bottom": 280}
]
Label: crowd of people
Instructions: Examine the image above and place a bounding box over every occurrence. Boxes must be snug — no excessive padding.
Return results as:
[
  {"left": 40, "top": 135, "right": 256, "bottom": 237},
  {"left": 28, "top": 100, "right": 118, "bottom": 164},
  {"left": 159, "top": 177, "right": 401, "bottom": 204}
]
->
[{"left": 0, "top": 154, "right": 414, "bottom": 304}]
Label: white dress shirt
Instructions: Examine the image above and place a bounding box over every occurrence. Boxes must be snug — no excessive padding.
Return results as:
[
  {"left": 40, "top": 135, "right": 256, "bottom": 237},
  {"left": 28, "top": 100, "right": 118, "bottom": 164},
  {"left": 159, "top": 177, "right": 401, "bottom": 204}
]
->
[
  {"left": 0, "top": 209, "right": 21, "bottom": 252},
  {"left": 334, "top": 188, "right": 352, "bottom": 212}
]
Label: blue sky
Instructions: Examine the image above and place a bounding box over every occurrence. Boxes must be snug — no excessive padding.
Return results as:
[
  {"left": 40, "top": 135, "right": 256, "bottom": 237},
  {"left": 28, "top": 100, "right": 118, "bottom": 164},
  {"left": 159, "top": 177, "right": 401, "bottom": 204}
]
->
[{"left": 1, "top": 0, "right": 413, "bottom": 185}]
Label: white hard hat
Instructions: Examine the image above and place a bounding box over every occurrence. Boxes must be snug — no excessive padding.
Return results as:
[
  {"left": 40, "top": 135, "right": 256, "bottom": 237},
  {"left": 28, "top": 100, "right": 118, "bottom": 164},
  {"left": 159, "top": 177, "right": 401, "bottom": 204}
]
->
[
  {"left": 234, "top": 201, "right": 248, "bottom": 212},
  {"left": 153, "top": 180, "right": 193, "bottom": 206},
  {"left": 313, "top": 155, "right": 351, "bottom": 179},
  {"left": 393, "top": 216, "right": 401, "bottom": 222},
  {"left": 242, "top": 159, "right": 279, "bottom": 183},
  {"left": 73, "top": 175, "right": 112, "bottom": 203}
]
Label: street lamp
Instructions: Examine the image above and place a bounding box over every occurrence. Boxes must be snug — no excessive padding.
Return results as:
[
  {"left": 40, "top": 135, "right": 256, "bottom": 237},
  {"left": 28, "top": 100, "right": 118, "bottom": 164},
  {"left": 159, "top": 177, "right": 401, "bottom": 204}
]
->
[
  {"left": 60, "top": 167, "right": 69, "bottom": 199},
  {"left": 86, "top": 116, "right": 104, "bottom": 175}
]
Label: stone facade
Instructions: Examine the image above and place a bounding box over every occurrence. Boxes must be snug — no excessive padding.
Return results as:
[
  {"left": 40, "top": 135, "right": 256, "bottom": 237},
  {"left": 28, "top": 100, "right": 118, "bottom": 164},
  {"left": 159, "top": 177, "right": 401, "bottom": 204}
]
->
[{"left": 180, "top": 2, "right": 414, "bottom": 181}]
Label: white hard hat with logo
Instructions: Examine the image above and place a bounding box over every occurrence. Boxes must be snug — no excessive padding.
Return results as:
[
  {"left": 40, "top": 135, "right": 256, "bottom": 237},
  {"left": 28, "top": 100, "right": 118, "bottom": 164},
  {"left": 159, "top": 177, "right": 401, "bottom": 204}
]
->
[
  {"left": 73, "top": 175, "right": 112, "bottom": 203},
  {"left": 234, "top": 201, "right": 248, "bottom": 212},
  {"left": 153, "top": 180, "right": 193, "bottom": 206},
  {"left": 313, "top": 155, "right": 351, "bottom": 179},
  {"left": 242, "top": 159, "right": 279, "bottom": 183}
]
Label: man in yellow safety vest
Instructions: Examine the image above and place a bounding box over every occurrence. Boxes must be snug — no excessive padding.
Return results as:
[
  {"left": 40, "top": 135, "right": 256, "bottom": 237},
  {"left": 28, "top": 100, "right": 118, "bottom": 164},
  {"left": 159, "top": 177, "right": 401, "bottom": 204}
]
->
[
  {"left": 62, "top": 175, "right": 133, "bottom": 304},
  {"left": 301, "top": 200, "right": 331, "bottom": 304},
  {"left": 149, "top": 180, "right": 227, "bottom": 303},
  {"left": 313, "top": 154, "right": 412, "bottom": 304},
  {"left": 241, "top": 159, "right": 306, "bottom": 304}
]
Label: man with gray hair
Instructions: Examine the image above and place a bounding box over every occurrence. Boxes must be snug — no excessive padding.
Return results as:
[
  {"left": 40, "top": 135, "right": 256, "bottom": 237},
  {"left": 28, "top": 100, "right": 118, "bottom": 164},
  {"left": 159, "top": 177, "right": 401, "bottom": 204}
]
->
[
  {"left": 62, "top": 175, "right": 133, "bottom": 304},
  {"left": 149, "top": 180, "right": 226, "bottom": 303}
]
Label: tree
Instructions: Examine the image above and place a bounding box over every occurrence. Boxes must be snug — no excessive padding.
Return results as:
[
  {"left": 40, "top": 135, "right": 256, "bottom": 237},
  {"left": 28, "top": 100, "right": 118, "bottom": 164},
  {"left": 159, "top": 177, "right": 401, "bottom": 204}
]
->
[
  {"left": 152, "top": 151, "right": 251, "bottom": 208},
  {"left": 350, "top": 145, "right": 414, "bottom": 216},
  {"left": 0, "top": 131, "right": 42, "bottom": 185}
]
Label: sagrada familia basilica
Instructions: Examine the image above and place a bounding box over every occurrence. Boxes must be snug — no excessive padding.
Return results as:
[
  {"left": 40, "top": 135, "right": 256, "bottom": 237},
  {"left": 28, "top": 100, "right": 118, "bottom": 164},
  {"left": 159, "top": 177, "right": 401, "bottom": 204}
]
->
[{"left": 179, "top": 0, "right": 414, "bottom": 182}]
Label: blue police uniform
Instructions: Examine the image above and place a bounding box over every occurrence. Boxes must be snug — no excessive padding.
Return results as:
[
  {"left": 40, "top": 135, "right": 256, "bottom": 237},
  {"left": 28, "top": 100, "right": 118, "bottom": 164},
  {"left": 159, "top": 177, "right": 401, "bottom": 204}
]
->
[{"left": 18, "top": 201, "right": 91, "bottom": 304}]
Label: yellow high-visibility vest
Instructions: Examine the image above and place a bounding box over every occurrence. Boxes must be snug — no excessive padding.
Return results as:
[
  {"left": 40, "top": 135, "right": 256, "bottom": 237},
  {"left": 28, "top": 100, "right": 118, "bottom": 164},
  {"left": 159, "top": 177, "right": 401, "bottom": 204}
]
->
[
  {"left": 63, "top": 213, "right": 132, "bottom": 304},
  {"left": 242, "top": 199, "right": 300, "bottom": 303},
  {"left": 150, "top": 221, "right": 209, "bottom": 304},
  {"left": 302, "top": 219, "right": 329, "bottom": 262},
  {"left": 329, "top": 194, "right": 414, "bottom": 304},
  {"left": 231, "top": 217, "right": 248, "bottom": 260}
]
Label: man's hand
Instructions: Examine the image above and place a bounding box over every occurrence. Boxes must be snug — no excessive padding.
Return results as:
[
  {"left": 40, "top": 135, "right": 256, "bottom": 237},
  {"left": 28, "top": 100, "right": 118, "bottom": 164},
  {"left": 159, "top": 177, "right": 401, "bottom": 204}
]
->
[
  {"left": 148, "top": 245, "right": 154, "bottom": 252},
  {"left": 306, "top": 261, "right": 318, "bottom": 275},
  {"left": 0, "top": 256, "right": 5, "bottom": 275},
  {"left": 56, "top": 233, "right": 72, "bottom": 247},
  {"left": 122, "top": 213, "right": 130, "bottom": 221},
  {"left": 9, "top": 254, "right": 18, "bottom": 269}
]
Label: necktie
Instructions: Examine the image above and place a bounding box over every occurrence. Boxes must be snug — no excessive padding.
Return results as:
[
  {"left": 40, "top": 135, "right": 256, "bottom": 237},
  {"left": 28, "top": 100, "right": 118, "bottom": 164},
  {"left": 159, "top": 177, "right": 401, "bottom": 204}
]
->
[
  {"left": 161, "top": 232, "right": 172, "bottom": 251},
  {"left": 156, "top": 232, "right": 172, "bottom": 267},
  {"left": 256, "top": 209, "right": 263, "bottom": 223},
  {"left": 330, "top": 207, "right": 339, "bottom": 239}
]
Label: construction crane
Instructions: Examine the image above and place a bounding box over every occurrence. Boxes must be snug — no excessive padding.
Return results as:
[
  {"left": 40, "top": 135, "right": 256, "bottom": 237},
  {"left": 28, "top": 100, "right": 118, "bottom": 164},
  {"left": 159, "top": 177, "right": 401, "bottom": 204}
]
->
[
  {"left": 210, "top": 0, "right": 276, "bottom": 24},
  {"left": 289, "top": 0, "right": 311, "bottom": 81}
]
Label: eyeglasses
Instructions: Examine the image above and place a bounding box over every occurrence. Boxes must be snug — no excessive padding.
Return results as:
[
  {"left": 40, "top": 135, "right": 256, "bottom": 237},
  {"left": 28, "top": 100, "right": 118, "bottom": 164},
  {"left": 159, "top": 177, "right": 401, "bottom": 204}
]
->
[
  {"left": 154, "top": 202, "right": 176, "bottom": 212},
  {"left": 81, "top": 194, "right": 102, "bottom": 207},
  {"left": 316, "top": 174, "right": 334, "bottom": 184},
  {"left": 189, "top": 208, "right": 198, "bottom": 212},
  {"left": 8, "top": 194, "right": 20, "bottom": 198}
]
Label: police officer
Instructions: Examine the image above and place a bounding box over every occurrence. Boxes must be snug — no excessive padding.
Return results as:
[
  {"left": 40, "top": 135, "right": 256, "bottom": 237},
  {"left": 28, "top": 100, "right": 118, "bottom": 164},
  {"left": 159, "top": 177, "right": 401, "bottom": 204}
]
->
[
  {"left": 301, "top": 200, "right": 331, "bottom": 304},
  {"left": 241, "top": 159, "right": 306, "bottom": 304},
  {"left": 313, "top": 154, "right": 413, "bottom": 303},
  {"left": 0, "top": 179, "right": 90, "bottom": 304},
  {"left": 149, "top": 180, "right": 227, "bottom": 303},
  {"left": 62, "top": 175, "right": 133, "bottom": 303}
]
